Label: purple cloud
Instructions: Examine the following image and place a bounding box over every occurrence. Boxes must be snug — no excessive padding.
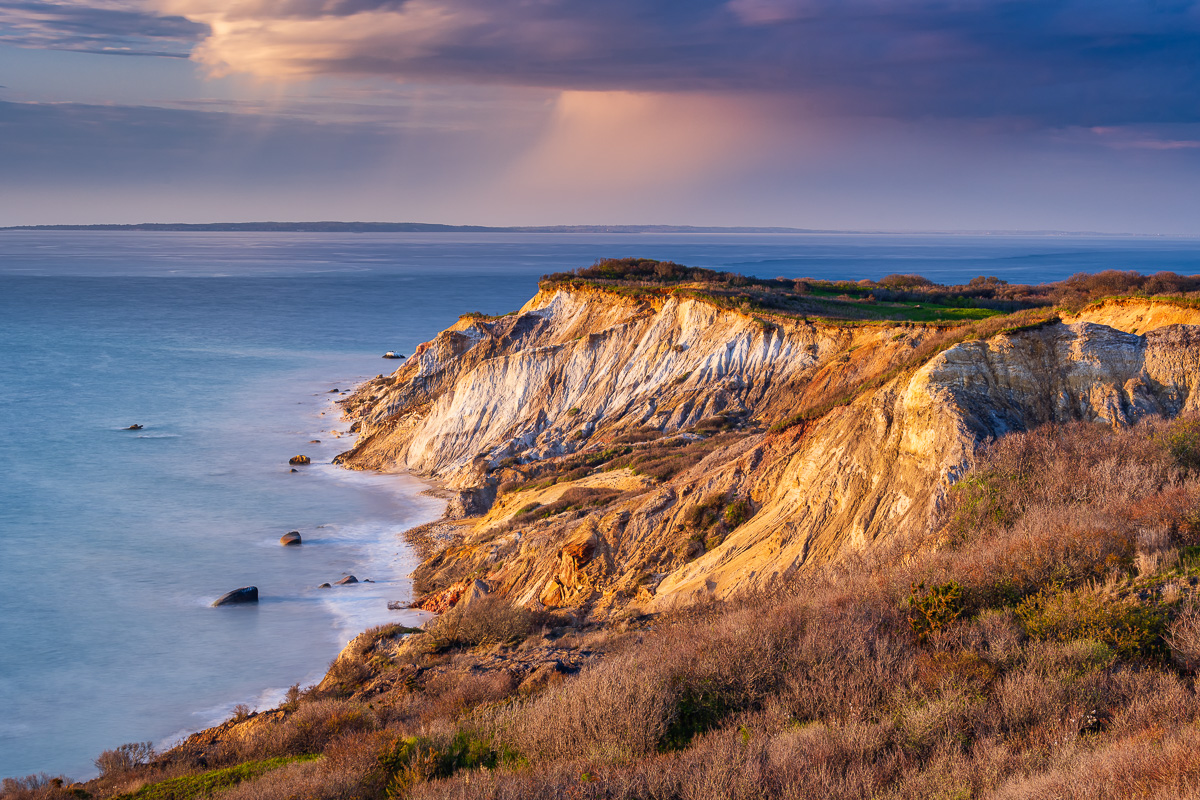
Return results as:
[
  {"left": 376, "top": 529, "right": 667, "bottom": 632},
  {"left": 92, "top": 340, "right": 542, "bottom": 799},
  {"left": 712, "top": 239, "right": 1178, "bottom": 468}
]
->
[{"left": 146, "top": 0, "right": 1200, "bottom": 125}]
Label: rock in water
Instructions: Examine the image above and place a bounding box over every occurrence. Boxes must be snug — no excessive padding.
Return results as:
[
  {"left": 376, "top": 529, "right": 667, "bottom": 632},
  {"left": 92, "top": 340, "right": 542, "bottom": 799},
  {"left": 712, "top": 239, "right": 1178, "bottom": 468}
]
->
[
  {"left": 126, "top": 424, "right": 143, "bottom": 430},
  {"left": 212, "top": 586, "right": 258, "bottom": 606},
  {"left": 318, "top": 583, "right": 331, "bottom": 589},
  {"left": 280, "top": 531, "right": 302, "bottom": 546},
  {"left": 288, "top": 455, "right": 311, "bottom": 465},
  {"left": 334, "top": 575, "right": 358, "bottom": 585}
]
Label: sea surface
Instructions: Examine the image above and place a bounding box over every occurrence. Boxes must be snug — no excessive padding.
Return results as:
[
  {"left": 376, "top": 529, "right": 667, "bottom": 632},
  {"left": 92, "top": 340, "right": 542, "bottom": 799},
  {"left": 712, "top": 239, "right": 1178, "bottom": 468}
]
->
[{"left": 2, "top": 230, "right": 1200, "bottom": 780}]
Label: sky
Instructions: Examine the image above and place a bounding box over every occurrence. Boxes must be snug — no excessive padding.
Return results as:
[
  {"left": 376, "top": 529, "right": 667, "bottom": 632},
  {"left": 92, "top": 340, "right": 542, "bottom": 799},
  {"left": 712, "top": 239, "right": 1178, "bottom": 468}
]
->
[{"left": 2, "top": 0, "right": 1200, "bottom": 231}]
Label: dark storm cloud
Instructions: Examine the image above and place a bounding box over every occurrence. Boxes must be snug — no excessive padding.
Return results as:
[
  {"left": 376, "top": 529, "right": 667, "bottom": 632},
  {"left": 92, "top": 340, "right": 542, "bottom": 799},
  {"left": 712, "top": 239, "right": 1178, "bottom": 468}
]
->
[
  {"left": 177, "top": 0, "right": 1200, "bottom": 125},
  {"left": 0, "top": 1, "right": 206, "bottom": 56}
]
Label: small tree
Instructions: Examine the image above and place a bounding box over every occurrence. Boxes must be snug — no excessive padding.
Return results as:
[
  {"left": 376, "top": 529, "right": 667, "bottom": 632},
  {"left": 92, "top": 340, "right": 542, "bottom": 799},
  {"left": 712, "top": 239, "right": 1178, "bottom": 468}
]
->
[{"left": 94, "top": 742, "right": 154, "bottom": 777}]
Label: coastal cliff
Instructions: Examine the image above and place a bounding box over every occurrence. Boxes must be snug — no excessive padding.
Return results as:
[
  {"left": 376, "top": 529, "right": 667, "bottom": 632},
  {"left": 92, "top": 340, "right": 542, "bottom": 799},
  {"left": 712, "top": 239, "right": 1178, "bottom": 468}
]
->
[
  {"left": 51, "top": 269, "right": 1200, "bottom": 800},
  {"left": 336, "top": 277, "right": 1200, "bottom": 615}
]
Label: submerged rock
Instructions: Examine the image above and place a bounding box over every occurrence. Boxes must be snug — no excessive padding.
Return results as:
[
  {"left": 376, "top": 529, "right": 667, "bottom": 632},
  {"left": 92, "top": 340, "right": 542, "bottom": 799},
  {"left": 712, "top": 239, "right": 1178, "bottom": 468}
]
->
[
  {"left": 334, "top": 575, "right": 358, "bottom": 585},
  {"left": 212, "top": 586, "right": 258, "bottom": 606},
  {"left": 288, "top": 455, "right": 311, "bottom": 465},
  {"left": 382, "top": 351, "right": 406, "bottom": 359},
  {"left": 126, "top": 424, "right": 143, "bottom": 430},
  {"left": 318, "top": 583, "right": 331, "bottom": 589},
  {"left": 280, "top": 531, "right": 302, "bottom": 546}
]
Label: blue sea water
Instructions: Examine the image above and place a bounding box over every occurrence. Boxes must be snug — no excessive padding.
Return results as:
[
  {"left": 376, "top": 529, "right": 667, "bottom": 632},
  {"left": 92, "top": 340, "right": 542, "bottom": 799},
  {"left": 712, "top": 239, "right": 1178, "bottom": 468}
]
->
[{"left": 2, "top": 230, "right": 1200, "bottom": 781}]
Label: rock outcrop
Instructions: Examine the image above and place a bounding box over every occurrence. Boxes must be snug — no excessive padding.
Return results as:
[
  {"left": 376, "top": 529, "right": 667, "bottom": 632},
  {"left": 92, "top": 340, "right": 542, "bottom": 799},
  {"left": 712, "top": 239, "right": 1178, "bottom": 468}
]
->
[
  {"left": 213, "top": 586, "right": 259, "bottom": 606},
  {"left": 337, "top": 288, "right": 1200, "bottom": 616}
]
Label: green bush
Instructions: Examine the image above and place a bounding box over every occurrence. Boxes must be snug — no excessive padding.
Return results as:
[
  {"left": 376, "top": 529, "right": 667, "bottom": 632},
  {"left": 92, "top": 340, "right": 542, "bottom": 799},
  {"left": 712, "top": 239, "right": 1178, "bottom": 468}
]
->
[
  {"left": 1016, "top": 586, "right": 1167, "bottom": 658},
  {"left": 1165, "top": 417, "right": 1200, "bottom": 472},
  {"left": 723, "top": 498, "right": 751, "bottom": 529},
  {"left": 908, "top": 582, "right": 965, "bottom": 643},
  {"left": 684, "top": 493, "right": 727, "bottom": 530},
  {"left": 111, "top": 757, "right": 318, "bottom": 800},
  {"left": 377, "top": 730, "right": 519, "bottom": 796}
]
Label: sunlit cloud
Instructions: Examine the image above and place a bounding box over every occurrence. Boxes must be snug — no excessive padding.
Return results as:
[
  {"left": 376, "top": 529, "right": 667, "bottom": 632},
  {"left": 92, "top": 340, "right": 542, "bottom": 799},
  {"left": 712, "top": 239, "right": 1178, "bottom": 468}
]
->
[{"left": 164, "top": 0, "right": 479, "bottom": 79}]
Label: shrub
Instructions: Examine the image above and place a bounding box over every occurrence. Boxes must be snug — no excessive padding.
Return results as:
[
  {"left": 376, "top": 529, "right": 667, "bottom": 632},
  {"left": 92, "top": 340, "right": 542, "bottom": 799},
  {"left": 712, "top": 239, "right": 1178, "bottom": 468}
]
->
[
  {"left": 1167, "top": 602, "right": 1200, "bottom": 671},
  {"left": 685, "top": 493, "right": 728, "bottom": 530},
  {"left": 426, "top": 594, "right": 541, "bottom": 651},
  {"left": 95, "top": 743, "right": 155, "bottom": 778},
  {"left": 1164, "top": 416, "right": 1200, "bottom": 472},
  {"left": 376, "top": 729, "right": 519, "bottom": 795},
  {"left": 211, "top": 758, "right": 356, "bottom": 800},
  {"left": 1016, "top": 585, "right": 1167, "bottom": 658},
  {"left": 241, "top": 700, "right": 378, "bottom": 759},
  {"left": 723, "top": 498, "right": 751, "bottom": 529},
  {"left": 907, "top": 582, "right": 964, "bottom": 643},
  {"left": 109, "top": 757, "right": 317, "bottom": 800}
]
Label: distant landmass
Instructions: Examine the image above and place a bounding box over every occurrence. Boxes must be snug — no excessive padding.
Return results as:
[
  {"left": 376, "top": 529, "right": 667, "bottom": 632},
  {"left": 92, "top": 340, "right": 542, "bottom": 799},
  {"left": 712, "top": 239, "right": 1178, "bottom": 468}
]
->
[
  {"left": 1, "top": 222, "right": 1182, "bottom": 236},
  {"left": 1, "top": 222, "right": 823, "bottom": 234}
]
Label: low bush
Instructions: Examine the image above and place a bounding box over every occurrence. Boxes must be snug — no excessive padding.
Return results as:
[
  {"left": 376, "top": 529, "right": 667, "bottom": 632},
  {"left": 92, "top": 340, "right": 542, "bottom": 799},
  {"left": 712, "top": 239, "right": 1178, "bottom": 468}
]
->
[
  {"left": 425, "top": 595, "right": 546, "bottom": 651},
  {"left": 907, "top": 581, "right": 964, "bottom": 642},
  {"left": 1165, "top": 416, "right": 1200, "bottom": 472},
  {"left": 110, "top": 757, "right": 317, "bottom": 800},
  {"left": 376, "top": 730, "right": 519, "bottom": 796},
  {"left": 684, "top": 493, "right": 728, "bottom": 530},
  {"left": 1167, "top": 602, "right": 1200, "bottom": 671},
  {"left": 1015, "top": 584, "right": 1167, "bottom": 658},
  {"left": 95, "top": 744, "right": 155, "bottom": 779}
]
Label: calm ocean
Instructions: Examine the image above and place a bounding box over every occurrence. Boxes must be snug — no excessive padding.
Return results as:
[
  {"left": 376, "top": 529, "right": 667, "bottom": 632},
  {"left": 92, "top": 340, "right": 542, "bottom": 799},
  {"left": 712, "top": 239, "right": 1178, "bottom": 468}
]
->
[{"left": 2, "top": 230, "right": 1200, "bottom": 780}]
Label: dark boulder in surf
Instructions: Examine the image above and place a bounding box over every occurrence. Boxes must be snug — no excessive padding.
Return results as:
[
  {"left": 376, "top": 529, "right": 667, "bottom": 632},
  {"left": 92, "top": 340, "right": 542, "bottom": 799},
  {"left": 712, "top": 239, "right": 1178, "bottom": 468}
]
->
[
  {"left": 289, "top": 455, "right": 311, "bottom": 465},
  {"left": 280, "top": 531, "right": 302, "bottom": 546},
  {"left": 126, "top": 424, "right": 143, "bottom": 430},
  {"left": 334, "top": 576, "right": 358, "bottom": 585},
  {"left": 213, "top": 586, "right": 258, "bottom": 606}
]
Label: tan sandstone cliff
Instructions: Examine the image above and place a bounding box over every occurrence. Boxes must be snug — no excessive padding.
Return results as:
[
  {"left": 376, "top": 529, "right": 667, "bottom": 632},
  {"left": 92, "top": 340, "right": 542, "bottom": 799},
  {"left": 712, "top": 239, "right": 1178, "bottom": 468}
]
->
[{"left": 337, "top": 291, "right": 1200, "bottom": 616}]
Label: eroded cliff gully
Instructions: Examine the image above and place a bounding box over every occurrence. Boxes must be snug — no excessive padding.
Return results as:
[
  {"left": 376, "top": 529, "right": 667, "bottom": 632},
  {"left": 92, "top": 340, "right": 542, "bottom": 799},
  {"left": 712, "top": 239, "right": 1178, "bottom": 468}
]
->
[{"left": 335, "top": 290, "right": 1200, "bottom": 618}]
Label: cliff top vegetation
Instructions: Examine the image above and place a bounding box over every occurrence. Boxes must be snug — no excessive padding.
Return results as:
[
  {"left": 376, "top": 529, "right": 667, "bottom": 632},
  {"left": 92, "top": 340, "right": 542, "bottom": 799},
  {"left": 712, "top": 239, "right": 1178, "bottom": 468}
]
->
[{"left": 541, "top": 258, "right": 1200, "bottom": 324}]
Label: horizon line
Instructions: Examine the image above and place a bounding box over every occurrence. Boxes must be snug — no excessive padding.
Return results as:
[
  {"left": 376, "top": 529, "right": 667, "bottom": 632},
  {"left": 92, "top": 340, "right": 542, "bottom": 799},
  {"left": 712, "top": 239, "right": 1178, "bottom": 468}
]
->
[{"left": 3, "top": 221, "right": 1199, "bottom": 237}]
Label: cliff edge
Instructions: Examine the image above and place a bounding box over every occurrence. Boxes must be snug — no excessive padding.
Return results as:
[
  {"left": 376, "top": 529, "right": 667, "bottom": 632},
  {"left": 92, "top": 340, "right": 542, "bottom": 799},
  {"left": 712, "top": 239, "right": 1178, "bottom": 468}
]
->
[{"left": 336, "top": 277, "right": 1200, "bottom": 617}]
